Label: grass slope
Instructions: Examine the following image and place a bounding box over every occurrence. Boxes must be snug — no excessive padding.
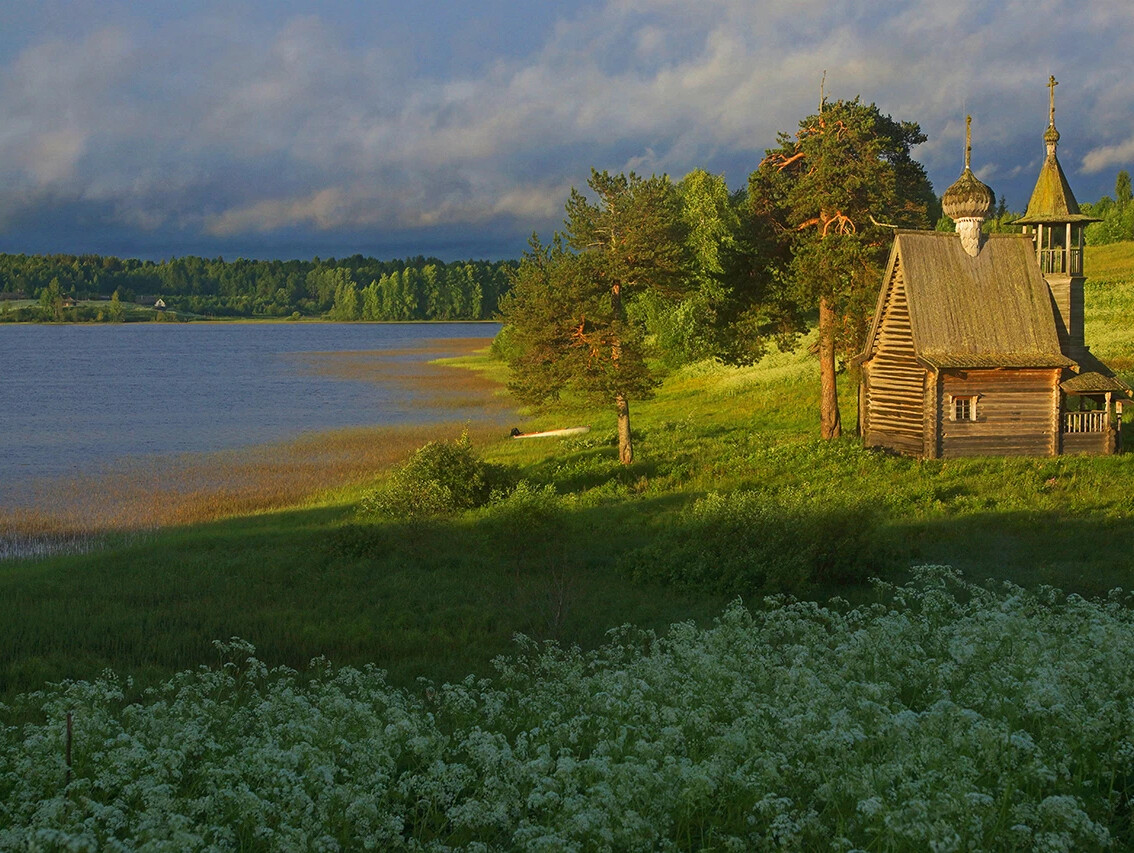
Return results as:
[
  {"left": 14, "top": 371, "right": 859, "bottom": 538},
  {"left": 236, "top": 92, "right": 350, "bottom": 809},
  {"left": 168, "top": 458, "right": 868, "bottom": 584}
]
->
[
  {"left": 1, "top": 243, "right": 1132, "bottom": 699},
  {"left": 1085, "top": 240, "right": 1134, "bottom": 370}
]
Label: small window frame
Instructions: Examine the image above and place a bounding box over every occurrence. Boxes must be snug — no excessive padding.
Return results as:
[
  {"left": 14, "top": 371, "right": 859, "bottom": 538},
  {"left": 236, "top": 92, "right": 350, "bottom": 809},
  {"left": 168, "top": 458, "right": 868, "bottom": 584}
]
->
[{"left": 950, "top": 394, "right": 979, "bottom": 422}]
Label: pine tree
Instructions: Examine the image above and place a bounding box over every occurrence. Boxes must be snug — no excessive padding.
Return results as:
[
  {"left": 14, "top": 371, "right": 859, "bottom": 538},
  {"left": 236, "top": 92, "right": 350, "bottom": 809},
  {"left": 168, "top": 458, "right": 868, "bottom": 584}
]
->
[
  {"left": 501, "top": 170, "right": 690, "bottom": 464},
  {"left": 749, "top": 98, "right": 934, "bottom": 438}
]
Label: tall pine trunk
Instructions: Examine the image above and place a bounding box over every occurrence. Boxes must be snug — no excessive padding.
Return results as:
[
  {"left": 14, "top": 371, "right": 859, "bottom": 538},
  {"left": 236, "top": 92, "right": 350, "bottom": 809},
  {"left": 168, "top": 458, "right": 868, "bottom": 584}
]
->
[
  {"left": 819, "top": 296, "right": 842, "bottom": 440},
  {"left": 616, "top": 394, "right": 633, "bottom": 464},
  {"left": 610, "top": 281, "right": 633, "bottom": 465}
]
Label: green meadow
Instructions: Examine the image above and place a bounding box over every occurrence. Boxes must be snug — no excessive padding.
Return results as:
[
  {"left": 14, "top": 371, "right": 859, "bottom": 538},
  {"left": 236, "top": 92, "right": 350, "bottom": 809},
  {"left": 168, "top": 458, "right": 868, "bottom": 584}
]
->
[
  {"left": 1, "top": 244, "right": 1133, "bottom": 851},
  {"left": 1, "top": 244, "right": 1131, "bottom": 701}
]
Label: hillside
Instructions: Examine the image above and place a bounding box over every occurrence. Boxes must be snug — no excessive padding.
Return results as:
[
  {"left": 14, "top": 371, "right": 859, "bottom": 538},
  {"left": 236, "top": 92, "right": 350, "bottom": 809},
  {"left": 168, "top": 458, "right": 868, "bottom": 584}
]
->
[{"left": 1085, "top": 239, "right": 1134, "bottom": 369}]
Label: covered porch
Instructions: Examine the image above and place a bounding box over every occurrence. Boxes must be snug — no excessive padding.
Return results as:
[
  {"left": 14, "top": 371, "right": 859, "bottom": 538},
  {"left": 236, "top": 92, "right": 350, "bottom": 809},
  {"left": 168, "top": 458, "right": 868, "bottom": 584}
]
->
[{"left": 1060, "top": 387, "right": 1128, "bottom": 455}]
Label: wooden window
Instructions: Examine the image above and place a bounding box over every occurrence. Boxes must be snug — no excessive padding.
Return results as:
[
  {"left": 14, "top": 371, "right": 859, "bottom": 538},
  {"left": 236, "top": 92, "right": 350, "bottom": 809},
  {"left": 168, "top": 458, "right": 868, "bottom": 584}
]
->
[{"left": 952, "top": 395, "right": 977, "bottom": 422}]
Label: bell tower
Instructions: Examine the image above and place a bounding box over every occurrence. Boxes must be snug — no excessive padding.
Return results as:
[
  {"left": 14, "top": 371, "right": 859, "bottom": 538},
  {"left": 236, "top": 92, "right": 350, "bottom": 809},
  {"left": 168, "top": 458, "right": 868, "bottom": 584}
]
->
[{"left": 1016, "top": 76, "right": 1099, "bottom": 361}]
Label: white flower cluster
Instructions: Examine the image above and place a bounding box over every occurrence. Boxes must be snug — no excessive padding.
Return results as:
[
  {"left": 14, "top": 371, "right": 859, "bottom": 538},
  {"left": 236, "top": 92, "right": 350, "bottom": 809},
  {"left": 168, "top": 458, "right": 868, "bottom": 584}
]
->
[{"left": 2, "top": 567, "right": 1131, "bottom": 850}]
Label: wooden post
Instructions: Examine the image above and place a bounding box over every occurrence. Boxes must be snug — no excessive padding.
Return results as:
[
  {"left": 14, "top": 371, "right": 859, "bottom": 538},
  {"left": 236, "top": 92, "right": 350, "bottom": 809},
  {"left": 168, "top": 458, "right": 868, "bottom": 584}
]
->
[
  {"left": 1117, "top": 400, "right": 1125, "bottom": 454},
  {"left": 1053, "top": 377, "right": 1064, "bottom": 457},
  {"left": 1104, "top": 392, "right": 1115, "bottom": 454}
]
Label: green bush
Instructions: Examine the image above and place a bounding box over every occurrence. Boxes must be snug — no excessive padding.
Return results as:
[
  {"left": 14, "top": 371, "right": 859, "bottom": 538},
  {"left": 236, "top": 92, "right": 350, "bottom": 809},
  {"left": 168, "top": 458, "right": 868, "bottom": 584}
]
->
[
  {"left": 627, "top": 487, "right": 888, "bottom": 596},
  {"left": 488, "top": 322, "right": 521, "bottom": 362},
  {"left": 478, "top": 481, "right": 562, "bottom": 555},
  {"left": 358, "top": 432, "right": 511, "bottom": 519}
]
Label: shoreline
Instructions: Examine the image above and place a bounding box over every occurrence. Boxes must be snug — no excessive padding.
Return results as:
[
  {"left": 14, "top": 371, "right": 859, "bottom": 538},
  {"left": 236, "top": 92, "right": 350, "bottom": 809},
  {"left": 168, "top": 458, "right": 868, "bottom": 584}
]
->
[
  {"left": 1, "top": 339, "right": 516, "bottom": 559},
  {"left": 0, "top": 314, "right": 504, "bottom": 326}
]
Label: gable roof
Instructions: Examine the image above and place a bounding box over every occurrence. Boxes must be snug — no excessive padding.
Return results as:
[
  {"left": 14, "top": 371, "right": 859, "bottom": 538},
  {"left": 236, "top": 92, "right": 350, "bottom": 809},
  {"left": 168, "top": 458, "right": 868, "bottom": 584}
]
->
[
  {"left": 1061, "top": 350, "right": 1132, "bottom": 395},
  {"left": 862, "top": 231, "right": 1073, "bottom": 369}
]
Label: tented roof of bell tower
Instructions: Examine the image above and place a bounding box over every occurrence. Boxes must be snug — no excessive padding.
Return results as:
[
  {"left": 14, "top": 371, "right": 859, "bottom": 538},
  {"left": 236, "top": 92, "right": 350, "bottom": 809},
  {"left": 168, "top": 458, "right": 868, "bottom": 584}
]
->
[
  {"left": 1016, "top": 154, "right": 1097, "bottom": 224},
  {"left": 1017, "top": 77, "right": 1099, "bottom": 225}
]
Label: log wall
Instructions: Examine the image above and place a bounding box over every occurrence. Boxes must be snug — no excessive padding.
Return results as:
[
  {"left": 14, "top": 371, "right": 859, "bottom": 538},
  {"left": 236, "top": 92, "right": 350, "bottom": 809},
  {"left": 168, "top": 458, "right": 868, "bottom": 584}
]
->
[
  {"left": 938, "top": 369, "right": 1060, "bottom": 457},
  {"left": 1061, "top": 431, "right": 1109, "bottom": 455},
  {"left": 863, "top": 260, "right": 927, "bottom": 457}
]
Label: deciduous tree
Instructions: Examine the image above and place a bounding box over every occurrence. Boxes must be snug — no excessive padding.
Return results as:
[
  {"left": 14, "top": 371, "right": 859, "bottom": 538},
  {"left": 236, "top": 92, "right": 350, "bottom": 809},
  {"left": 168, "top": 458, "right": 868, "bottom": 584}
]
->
[
  {"left": 1116, "top": 170, "right": 1131, "bottom": 211},
  {"left": 108, "top": 289, "right": 125, "bottom": 323},
  {"left": 636, "top": 169, "right": 746, "bottom": 365},
  {"left": 39, "top": 277, "right": 64, "bottom": 321}
]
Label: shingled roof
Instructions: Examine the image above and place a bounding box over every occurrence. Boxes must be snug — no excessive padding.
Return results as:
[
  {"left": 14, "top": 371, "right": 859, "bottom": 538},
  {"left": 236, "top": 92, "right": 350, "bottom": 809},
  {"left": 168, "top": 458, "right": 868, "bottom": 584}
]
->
[
  {"left": 863, "top": 231, "right": 1073, "bottom": 369},
  {"left": 1061, "top": 350, "right": 1132, "bottom": 395},
  {"left": 1015, "top": 151, "right": 1099, "bottom": 225}
]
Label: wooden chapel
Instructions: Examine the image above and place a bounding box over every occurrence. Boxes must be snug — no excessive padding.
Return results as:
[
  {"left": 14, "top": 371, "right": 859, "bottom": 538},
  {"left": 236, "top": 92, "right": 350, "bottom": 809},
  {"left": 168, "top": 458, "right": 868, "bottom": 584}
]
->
[{"left": 857, "top": 80, "right": 1130, "bottom": 458}]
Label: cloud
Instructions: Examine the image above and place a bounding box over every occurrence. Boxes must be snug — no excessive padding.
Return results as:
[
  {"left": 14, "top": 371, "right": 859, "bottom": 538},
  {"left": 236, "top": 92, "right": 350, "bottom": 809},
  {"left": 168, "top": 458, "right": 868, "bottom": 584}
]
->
[
  {"left": 2, "top": 0, "right": 1133, "bottom": 257},
  {"left": 204, "top": 176, "right": 573, "bottom": 237},
  {"left": 205, "top": 188, "right": 356, "bottom": 236},
  {"left": 1082, "top": 137, "right": 1134, "bottom": 174}
]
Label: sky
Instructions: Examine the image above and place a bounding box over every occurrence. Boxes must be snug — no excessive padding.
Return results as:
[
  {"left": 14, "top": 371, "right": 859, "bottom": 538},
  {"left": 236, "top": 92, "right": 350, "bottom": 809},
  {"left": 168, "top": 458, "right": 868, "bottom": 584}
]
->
[{"left": 2, "top": 0, "right": 1133, "bottom": 262}]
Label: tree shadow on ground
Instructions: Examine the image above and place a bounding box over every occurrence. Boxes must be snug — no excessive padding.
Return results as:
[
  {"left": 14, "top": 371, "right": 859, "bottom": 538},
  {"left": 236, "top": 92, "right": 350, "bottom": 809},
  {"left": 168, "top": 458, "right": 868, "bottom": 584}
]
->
[{"left": 887, "top": 510, "right": 1134, "bottom": 597}]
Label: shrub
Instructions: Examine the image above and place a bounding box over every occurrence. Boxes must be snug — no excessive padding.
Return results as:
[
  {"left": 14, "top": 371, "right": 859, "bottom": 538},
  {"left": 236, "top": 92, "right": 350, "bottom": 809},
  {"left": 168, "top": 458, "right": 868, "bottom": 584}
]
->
[
  {"left": 358, "top": 431, "right": 511, "bottom": 519},
  {"left": 627, "top": 487, "right": 887, "bottom": 595},
  {"left": 488, "top": 322, "right": 521, "bottom": 362},
  {"left": 478, "top": 481, "right": 563, "bottom": 556}
]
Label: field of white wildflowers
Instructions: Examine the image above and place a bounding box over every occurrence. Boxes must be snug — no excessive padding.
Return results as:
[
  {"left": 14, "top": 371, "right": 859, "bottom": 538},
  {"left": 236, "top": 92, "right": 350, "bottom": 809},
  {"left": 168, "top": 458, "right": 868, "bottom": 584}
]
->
[{"left": 2, "top": 566, "right": 1132, "bottom": 851}]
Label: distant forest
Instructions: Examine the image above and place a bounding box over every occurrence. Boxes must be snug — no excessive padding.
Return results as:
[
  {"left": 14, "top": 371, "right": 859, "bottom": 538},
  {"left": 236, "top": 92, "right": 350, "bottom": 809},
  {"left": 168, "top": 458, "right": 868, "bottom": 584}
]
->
[
  {"left": 2, "top": 169, "right": 1129, "bottom": 325},
  {"left": 0, "top": 253, "right": 514, "bottom": 321}
]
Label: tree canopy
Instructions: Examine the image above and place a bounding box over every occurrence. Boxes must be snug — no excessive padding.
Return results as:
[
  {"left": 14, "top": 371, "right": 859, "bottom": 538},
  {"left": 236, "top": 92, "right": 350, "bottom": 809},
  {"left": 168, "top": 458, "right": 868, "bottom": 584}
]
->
[
  {"left": 501, "top": 170, "right": 691, "bottom": 464},
  {"left": 745, "top": 98, "right": 934, "bottom": 437}
]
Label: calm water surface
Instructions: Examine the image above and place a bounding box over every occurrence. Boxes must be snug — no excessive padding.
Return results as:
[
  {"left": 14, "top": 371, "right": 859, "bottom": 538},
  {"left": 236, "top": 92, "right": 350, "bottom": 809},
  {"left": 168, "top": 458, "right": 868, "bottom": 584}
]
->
[{"left": 0, "top": 323, "right": 500, "bottom": 497}]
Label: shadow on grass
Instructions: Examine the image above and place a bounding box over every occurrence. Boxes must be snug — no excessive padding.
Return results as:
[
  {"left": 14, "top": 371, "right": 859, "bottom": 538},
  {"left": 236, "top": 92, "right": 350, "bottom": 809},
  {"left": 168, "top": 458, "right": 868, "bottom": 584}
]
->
[
  {"left": 0, "top": 494, "right": 717, "bottom": 700},
  {"left": 4, "top": 476, "right": 1132, "bottom": 702},
  {"left": 892, "top": 509, "right": 1134, "bottom": 596}
]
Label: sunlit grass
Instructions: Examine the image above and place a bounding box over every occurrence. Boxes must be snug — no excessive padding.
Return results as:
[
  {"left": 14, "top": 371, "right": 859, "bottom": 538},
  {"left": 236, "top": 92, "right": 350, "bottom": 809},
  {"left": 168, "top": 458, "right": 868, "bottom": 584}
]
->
[{"left": 1085, "top": 239, "right": 1134, "bottom": 370}]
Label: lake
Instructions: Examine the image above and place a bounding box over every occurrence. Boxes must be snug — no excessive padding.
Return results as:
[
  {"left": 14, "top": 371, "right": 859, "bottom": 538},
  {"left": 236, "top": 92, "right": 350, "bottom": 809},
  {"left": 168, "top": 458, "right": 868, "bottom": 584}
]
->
[{"left": 0, "top": 322, "right": 503, "bottom": 507}]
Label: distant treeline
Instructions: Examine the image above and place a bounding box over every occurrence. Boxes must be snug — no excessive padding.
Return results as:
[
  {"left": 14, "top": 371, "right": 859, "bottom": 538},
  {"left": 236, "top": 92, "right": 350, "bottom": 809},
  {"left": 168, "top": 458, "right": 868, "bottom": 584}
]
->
[{"left": 0, "top": 253, "right": 515, "bottom": 320}]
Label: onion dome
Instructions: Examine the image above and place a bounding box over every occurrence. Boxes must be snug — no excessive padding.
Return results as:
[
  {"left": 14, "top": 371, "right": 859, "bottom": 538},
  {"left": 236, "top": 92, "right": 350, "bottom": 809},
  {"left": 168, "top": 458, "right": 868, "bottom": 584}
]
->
[
  {"left": 941, "top": 167, "right": 995, "bottom": 221},
  {"left": 941, "top": 117, "right": 994, "bottom": 221}
]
